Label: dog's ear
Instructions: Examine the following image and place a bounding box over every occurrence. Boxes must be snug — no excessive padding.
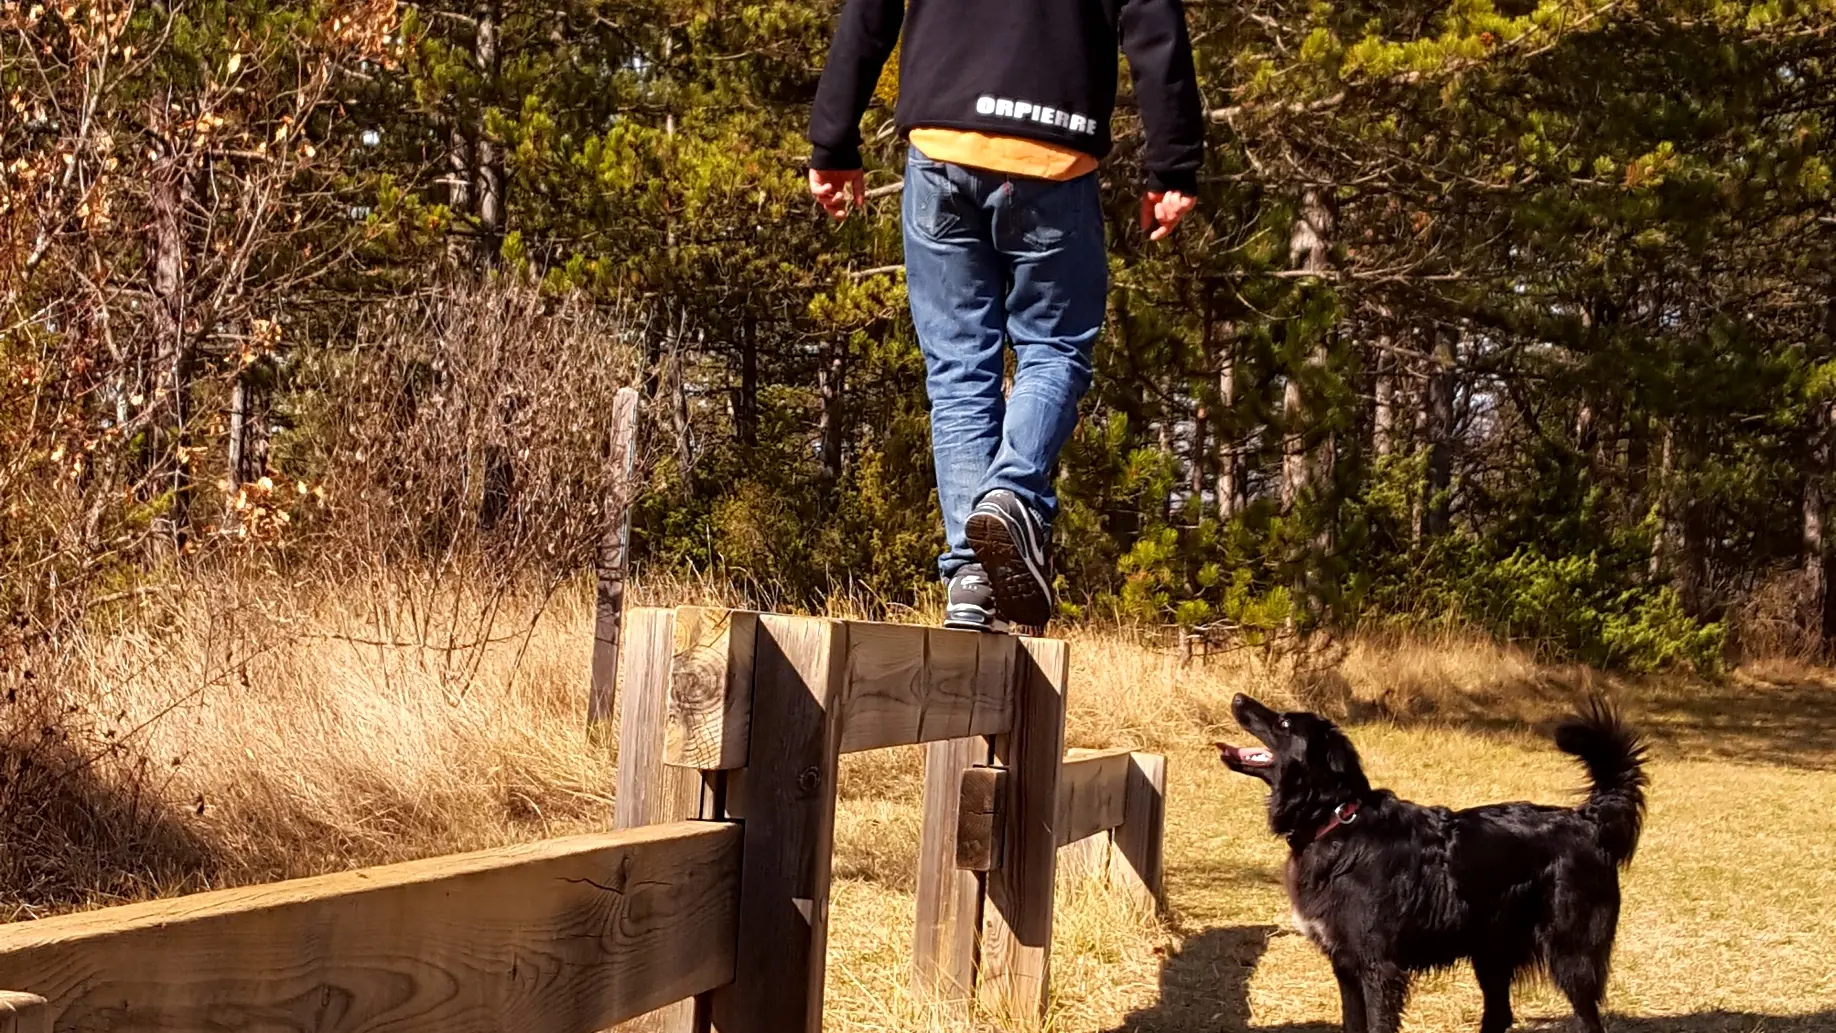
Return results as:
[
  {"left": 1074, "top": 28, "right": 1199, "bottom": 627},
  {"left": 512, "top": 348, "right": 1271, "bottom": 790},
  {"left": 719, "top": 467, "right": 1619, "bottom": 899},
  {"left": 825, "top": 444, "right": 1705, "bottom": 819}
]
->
[{"left": 1315, "top": 724, "right": 1369, "bottom": 787}]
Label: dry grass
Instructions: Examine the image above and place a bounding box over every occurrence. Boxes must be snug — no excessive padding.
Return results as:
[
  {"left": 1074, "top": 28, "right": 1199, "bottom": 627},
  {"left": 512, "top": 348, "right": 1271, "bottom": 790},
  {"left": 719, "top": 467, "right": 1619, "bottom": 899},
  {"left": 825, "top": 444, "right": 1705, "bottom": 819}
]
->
[
  {"left": 2, "top": 571, "right": 618, "bottom": 918},
  {"left": 6, "top": 579, "right": 1836, "bottom": 1032},
  {"left": 827, "top": 623, "right": 1836, "bottom": 1033}
]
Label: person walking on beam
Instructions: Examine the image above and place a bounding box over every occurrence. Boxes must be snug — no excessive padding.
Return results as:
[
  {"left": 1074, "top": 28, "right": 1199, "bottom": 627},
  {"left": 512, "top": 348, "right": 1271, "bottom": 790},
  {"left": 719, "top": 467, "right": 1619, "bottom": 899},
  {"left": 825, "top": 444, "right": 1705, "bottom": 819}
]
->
[{"left": 808, "top": 0, "right": 1204, "bottom": 633}]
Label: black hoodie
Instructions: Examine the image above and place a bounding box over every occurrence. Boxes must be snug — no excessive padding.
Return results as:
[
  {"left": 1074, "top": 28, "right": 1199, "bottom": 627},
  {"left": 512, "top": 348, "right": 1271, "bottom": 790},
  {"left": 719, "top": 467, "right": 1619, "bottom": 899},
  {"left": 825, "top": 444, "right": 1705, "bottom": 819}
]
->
[{"left": 808, "top": 0, "right": 1205, "bottom": 194}]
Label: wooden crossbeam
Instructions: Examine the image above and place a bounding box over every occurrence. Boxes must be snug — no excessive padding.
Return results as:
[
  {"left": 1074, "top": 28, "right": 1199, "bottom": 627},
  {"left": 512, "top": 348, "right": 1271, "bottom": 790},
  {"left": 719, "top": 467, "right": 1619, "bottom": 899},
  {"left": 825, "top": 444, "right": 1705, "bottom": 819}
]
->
[
  {"left": 662, "top": 613, "right": 1018, "bottom": 769},
  {"left": 1115, "top": 752, "right": 1168, "bottom": 914},
  {"left": 0, "top": 823, "right": 741, "bottom": 1033},
  {"left": 1055, "top": 747, "right": 1135, "bottom": 848},
  {"left": 839, "top": 622, "right": 1017, "bottom": 753}
]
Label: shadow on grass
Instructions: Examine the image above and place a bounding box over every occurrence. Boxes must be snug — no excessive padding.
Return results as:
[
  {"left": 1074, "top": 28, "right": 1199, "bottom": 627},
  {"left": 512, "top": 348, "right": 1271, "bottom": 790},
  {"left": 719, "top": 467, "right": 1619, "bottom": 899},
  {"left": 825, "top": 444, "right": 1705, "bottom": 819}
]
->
[
  {"left": 1303, "top": 662, "right": 1836, "bottom": 773},
  {"left": 1110, "top": 926, "right": 1836, "bottom": 1033},
  {"left": 0, "top": 733, "right": 220, "bottom": 921}
]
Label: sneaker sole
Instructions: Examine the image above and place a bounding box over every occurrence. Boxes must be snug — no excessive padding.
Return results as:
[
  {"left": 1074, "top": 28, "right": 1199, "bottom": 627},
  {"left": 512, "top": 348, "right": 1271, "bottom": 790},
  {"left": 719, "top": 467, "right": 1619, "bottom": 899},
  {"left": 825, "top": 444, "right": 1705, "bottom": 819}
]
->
[{"left": 965, "top": 509, "right": 1054, "bottom": 629}]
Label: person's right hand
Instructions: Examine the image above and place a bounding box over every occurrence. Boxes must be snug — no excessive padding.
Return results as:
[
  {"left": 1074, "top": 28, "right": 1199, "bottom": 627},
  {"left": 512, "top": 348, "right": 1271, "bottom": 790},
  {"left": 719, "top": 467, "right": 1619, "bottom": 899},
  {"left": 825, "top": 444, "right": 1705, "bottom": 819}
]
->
[
  {"left": 809, "top": 168, "right": 867, "bottom": 221},
  {"left": 1140, "top": 189, "right": 1197, "bottom": 241}
]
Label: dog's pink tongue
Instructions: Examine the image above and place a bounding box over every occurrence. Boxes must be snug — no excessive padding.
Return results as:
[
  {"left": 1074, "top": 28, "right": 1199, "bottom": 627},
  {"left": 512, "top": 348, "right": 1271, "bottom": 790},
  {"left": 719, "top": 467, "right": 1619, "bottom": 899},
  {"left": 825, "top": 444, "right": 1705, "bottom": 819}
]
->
[{"left": 1216, "top": 744, "right": 1274, "bottom": 767}]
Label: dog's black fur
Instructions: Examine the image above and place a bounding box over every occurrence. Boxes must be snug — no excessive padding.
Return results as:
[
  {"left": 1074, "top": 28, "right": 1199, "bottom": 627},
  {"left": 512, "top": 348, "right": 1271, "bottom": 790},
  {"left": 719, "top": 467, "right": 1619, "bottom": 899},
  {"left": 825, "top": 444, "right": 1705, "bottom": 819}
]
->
[{"left": 1216, "top": 694, "right": 1648, "bottom": 1033}]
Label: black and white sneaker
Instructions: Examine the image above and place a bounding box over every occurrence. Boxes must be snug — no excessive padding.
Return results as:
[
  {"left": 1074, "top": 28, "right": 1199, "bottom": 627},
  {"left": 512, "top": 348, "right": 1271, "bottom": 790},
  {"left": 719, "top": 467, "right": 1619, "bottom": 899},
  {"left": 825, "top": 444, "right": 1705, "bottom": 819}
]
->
[
  {"left": 944, "top": 564, "right": 996, "bottom": 632},
  {"left": 965, "top": 489, "right": 1055, "bottom": 629}
]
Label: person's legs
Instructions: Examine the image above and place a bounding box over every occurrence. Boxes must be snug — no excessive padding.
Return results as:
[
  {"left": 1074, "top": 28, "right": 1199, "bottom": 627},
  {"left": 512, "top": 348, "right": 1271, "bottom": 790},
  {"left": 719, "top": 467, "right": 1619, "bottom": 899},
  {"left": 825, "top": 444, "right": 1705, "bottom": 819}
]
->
[
  {"left": 902, "top": 146, "right": 1007, "bottom": 583},
  {"left": 986, "top": 172, "right": 1106, "bottom": 520},
  {"left": 961, "top": 171, "right": 1106, "bottom": 627}
]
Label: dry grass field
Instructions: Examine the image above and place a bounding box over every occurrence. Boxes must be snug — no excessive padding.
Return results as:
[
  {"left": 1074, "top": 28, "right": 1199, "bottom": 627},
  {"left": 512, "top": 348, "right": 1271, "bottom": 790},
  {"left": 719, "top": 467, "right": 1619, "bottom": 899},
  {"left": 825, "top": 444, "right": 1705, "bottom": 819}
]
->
[{"left": 6, "top": 576, "right": 1835, "bottom": 1032}]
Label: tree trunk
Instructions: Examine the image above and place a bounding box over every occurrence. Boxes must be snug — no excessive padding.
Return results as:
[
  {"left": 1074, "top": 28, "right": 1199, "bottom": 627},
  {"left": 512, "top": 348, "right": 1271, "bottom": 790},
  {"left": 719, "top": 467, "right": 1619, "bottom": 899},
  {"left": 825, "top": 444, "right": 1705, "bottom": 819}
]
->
[
  {"left": 1651, "top": 421, "right": 1677, "bottom": 579},
  {"left": 735, "top": 314, "right": 759, "bottom": 448},
  {"left": 445, "top": 120, "right": 474, "bottom": 266},
  {"left": 1373, "top": 348, "right": 1395, "bottom": 459},
  {"left": 1188, "top": 400, "right": 1208, "bottom": 515},
  {"left": 1626, "top": 410, "right": 1650, "bottom": 516},
  {"left": 1651, "top": 421, "right": 1703, "bottom": 613},
  {"left": 1804, "top": 438, "right": 1826, "bottom": 641},
  {"left": 1216, "top": 345, "right": 1245, "bottom": 520},
  {"left": 1804, "top": 400, "right": 1834, "bottom": 641},
  {"left": 473, "top": 0, "right": 504, "bottom": 262},
  {"left": 818, "top": 340, "right": 845, "bottom": 488},
  {"left": 673, "top": 350, "right": 693, "bottom": 479},
  {"left": 1422, "top": 331, "right": 1456, "bottom": 539},
  {"left": 149, "top": 136, "right": 193, "bottom": 547},
  {"left": 1281, "top": 187, "right": 1333, "bottom": 515},
  {"left": 226, "top": 372, "right": 249, "bottom": 528}
]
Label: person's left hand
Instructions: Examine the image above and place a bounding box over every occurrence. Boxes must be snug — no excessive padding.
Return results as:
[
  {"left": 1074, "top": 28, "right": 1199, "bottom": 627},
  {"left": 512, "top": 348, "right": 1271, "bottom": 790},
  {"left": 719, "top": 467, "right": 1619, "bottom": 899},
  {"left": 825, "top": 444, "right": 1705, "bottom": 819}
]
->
[{"left": 1140, "top": 190, "right": 1197, "bottom": 241}]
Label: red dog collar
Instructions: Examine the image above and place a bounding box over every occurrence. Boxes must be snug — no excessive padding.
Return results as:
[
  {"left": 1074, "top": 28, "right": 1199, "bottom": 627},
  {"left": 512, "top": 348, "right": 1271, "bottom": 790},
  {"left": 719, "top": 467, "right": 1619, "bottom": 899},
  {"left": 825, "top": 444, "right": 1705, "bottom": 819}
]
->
[{"left": 1315, "top": 801, "right": 1360, "bottom": 842}]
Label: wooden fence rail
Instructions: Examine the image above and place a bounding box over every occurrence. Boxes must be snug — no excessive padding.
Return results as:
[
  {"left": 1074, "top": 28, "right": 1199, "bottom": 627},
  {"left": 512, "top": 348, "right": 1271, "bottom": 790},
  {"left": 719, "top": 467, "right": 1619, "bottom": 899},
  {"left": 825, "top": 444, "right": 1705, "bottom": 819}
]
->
[
  {"left": 0, "top": 605, "right": 1164, "bottom": 1033},
  {"left": 0, "top": 822, "right": 739, "bottom": 1033}
]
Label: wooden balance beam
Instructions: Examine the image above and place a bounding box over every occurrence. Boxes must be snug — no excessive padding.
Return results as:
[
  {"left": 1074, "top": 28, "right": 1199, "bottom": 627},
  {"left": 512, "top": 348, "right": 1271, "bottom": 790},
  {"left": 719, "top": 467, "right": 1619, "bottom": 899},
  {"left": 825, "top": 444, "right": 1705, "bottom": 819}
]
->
[
  {"left": 615, "top": 606, "right": 1164, "bottom": 1033},
  {"left": 0, "top": 606, "right": 1163, "bottom": 1033}
]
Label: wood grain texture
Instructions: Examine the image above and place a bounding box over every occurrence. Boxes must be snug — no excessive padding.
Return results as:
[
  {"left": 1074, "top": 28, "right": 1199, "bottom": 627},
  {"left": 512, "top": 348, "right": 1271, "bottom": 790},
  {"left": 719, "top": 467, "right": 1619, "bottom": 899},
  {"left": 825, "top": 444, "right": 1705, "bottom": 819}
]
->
[
  {"left": 0, "top": 824, "right": 740, "bottom": 1033},
  {"left": 588, "top": 386, "right": 642, "bottom": 733},
  {"left": 615, "top": 609, "right": 708, "bottom": 831},
  {"left": 977, "top": 636, "right": 1068, "bottom": 1024},
  {"left": 0, "top": 992, "right": 47, "bottom": 1033},
  {"left": 953, "top": 765, "right": 1005, "bottom": 872},
  {"left": 709, "top": 615, "right": 845, "bottom": 1033},
  {"left": 1113, "top": 752, "right": 1168, "bottom": 915},
  {"left": 613, "top": 607, "right": 712, "bottom": 1033},
  {"left": 836, "top": 623, "right": 1015, "bottom": 754},
  {"left": 969, "top": 633, "right": 1017, "bottom": 739},
  {"left": 1056, "top": 833, "right": 1111, "bottom": 885},
  {"left": 913, "top": 738, "right": 989, "bottom": 1005},
  {"left": 664, "top": 607, "right": 757, "bottom": 770},
  {"left": 1054, "top": 748, "right": 1133, "bottom": 848}
]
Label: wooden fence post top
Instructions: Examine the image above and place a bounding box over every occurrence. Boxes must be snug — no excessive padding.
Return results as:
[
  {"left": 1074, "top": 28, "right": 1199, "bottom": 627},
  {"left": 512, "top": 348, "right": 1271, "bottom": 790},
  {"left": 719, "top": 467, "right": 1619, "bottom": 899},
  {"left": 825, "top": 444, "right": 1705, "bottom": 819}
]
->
[
  {"left": 665, "top": 606, "right": 758, "bottom": 770},
  {"left": 0, "top": 992, "right": 47, "bottom": 1033}
]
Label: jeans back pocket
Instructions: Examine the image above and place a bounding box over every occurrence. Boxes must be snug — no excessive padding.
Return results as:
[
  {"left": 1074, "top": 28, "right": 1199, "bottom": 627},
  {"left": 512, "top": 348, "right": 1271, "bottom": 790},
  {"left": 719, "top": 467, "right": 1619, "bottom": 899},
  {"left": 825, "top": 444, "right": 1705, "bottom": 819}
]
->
[
  {"left": 1010, "top": 174, "right": 1099, "bottom": 251},
  {"left": 906, "top": 150, "right": 978, "bottom": 242}
]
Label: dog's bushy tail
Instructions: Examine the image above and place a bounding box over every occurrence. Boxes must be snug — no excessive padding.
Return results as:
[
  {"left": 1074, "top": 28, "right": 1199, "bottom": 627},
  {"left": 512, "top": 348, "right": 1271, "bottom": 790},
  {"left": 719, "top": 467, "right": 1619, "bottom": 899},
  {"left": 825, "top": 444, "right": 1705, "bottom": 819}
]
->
[{"left": 1555, "top": 697, "right": 1649, "bottom": 867}]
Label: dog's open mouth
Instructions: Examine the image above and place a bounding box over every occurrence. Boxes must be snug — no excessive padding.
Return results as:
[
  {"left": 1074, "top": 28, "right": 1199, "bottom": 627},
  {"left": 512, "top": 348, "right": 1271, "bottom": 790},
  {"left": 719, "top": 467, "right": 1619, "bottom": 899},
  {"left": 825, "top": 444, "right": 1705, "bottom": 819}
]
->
[{"left": 1217, "top": 743, "right": 1275, "bottom": 769}]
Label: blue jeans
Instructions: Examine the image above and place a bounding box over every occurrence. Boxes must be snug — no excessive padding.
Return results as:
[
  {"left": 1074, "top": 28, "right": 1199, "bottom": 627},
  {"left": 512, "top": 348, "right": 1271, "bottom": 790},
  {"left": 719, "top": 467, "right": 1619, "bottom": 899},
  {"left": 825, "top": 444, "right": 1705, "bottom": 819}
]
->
[{"left": 902, "top": 145, "right": 1107, "bottom": 580}]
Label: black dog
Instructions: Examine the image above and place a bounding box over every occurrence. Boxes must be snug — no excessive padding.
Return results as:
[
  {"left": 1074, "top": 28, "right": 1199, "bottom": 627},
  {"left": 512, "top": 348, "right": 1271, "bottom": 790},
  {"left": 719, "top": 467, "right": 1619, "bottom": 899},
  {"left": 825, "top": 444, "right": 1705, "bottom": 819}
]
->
[{"left": 1216, "top": 694, "right": 1647, "bottom": 1033}]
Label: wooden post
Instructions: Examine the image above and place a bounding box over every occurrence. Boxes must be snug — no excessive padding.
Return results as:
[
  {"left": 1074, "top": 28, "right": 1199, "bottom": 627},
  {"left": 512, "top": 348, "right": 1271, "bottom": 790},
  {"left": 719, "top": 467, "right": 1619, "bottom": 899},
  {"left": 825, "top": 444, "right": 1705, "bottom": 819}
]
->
[
  {"left": 709, "top": 615, "right": 846, "bottom": 1033},
  {"left": 1113, "top": 752, "right": 1168, "bottom": 915},
  {"left": 614, "top": 606, "right": 708, "bottom": 1033},
  {"left": 0, "top": 993, "right": 46, "bottom": 1033},
  {"left": 977, "top": 637, "right": 1068, "bottom": 1025},
  {"left": 913, "top": 739, "right": 991, "bottom": 1006},
  {"left": 589, "top": 386, "right": 642, "bottom": 738}
]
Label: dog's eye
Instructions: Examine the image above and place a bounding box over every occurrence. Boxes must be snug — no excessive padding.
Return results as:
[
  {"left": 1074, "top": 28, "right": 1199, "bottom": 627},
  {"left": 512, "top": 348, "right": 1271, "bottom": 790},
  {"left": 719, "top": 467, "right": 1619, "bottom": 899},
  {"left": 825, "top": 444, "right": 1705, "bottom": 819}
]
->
[{"left": 1279, "top": 718, "right": 1290, "bottom": 730}]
